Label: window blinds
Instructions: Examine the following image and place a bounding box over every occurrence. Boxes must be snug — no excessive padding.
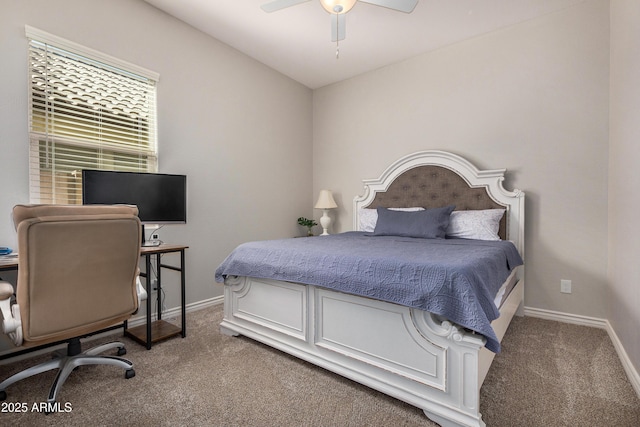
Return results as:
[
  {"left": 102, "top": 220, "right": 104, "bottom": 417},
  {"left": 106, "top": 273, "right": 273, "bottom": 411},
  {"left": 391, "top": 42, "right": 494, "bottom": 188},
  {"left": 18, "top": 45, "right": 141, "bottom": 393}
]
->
[{"left": 27, "top": 32, "right": 158, "bottom": 204}]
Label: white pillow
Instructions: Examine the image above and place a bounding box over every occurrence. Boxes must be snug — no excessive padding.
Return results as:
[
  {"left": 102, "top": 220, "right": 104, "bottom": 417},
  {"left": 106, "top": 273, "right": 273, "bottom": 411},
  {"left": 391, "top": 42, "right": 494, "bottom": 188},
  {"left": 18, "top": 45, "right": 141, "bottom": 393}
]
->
[
  {"left": 446, "top": 209, "right": 506, "bottom": 241},
  {"left": 358, "top": 207, "right": 424, "bottom": 232}
]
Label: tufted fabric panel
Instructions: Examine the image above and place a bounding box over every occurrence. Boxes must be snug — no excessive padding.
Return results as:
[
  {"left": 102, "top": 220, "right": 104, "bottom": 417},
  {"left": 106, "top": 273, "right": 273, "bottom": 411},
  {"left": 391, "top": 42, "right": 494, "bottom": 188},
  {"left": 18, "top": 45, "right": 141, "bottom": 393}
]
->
[{"left": 366, "top": 165, "right": 507, "bottom": 239}]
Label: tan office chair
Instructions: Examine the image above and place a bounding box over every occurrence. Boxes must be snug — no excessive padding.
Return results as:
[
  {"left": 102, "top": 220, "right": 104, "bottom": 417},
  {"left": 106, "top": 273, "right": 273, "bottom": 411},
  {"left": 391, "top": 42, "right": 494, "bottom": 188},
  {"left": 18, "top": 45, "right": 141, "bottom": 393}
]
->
[{"left": 0, "top": 204, "right": 142, "bottom": 404}]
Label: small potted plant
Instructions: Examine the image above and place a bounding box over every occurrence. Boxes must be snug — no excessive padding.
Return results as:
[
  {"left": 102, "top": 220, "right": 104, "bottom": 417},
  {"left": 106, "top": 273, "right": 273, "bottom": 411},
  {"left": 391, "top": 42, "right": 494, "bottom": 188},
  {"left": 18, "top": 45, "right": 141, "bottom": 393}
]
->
[{"left": 297, "top": 217, "right": 318, "bottom": 236}]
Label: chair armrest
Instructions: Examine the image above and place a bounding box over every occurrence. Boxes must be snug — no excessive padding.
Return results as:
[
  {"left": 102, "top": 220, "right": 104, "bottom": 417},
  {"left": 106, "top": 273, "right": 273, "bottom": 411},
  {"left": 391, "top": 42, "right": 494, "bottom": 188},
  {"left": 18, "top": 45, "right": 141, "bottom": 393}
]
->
[
  {"left": 136, "top": 276, "right": 147, "bottom": 305},
  {"left": 0, "top": 281, "right": 13, "bottom": 300},
  {"left": 0, "top": 281, "right": 23, "bottom": 346}
]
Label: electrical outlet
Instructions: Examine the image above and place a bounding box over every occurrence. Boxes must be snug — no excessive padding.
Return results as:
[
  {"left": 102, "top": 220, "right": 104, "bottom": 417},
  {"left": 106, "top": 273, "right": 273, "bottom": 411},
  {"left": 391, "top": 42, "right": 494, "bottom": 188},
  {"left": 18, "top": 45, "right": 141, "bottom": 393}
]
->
[
  {"left": 560, "top": 279, "right": 572, "bottom": 294},
  {"left": 151, "top": 233, "right": 159, "bottom": 241}
]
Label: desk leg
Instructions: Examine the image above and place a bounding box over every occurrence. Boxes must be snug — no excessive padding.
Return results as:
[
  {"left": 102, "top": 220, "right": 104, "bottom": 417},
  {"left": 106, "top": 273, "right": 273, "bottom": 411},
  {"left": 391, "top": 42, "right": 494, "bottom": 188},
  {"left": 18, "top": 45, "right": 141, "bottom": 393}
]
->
[
  {"left": 181, "top": 249, "right": 186, "bottom": 338},
  {"left": 145, "top": 254, "right": 152, "bottom": 350},
  {"left": 156, "top": 253, "right": 162, "bottom": 321}
]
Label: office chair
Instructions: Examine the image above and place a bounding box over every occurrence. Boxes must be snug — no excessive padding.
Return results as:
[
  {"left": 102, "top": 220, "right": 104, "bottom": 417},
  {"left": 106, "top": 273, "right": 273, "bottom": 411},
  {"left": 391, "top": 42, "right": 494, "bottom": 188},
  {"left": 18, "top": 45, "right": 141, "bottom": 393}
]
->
[{"left": 0, "top": 204, "right": 143, "bottom": 404}]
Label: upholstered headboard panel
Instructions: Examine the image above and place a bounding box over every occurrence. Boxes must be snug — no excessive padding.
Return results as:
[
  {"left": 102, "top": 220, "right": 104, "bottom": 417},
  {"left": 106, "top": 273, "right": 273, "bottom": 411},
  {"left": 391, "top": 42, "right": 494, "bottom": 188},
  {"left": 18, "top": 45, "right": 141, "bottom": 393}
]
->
[{"left": 363, "top": 165, "right": 507, "bottom": 240}]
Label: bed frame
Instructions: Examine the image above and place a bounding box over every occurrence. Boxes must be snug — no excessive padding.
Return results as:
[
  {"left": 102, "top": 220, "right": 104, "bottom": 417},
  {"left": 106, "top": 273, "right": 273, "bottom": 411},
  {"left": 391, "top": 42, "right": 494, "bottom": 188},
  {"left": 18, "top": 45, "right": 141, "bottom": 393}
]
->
[{"left": 220, "top": 151, "right": 525, "bottom": 427}]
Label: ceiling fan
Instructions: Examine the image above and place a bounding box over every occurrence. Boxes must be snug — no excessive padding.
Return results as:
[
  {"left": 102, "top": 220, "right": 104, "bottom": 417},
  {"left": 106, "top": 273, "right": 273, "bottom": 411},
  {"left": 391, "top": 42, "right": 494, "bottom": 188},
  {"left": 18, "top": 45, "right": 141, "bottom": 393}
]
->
[{"left": 261, "top": 0, "right": 418, "bottom": 43}]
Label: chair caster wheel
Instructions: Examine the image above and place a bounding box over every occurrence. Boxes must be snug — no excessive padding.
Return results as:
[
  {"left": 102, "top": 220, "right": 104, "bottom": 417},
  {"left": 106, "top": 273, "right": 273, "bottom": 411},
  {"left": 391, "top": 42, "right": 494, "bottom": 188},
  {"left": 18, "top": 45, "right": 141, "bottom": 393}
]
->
[
  {"left": 125, "top": 369, "right": 135, "bottom": 379},
  {"left": 0, "top": 390, "right": 6, "bottom": 401},
  {"left": 117, "top": 347, "right": 127, "bottom": 356}
]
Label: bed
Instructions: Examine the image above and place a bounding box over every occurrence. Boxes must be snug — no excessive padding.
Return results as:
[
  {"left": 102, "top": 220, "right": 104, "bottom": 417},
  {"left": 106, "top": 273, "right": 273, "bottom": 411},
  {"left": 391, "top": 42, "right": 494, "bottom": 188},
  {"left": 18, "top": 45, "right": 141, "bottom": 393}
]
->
[{"left": 216, "top": 150, "right": 525, "bottom": 427}]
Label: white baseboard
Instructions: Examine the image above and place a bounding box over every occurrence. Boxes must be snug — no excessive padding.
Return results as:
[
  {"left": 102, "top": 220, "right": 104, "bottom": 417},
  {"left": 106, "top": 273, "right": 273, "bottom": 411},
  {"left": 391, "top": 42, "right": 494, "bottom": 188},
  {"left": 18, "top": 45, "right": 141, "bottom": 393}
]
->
[
  {"left": 524, "top": 306, "right": 640, "bottom": 398},
  {"left": 605, "top": 319, "right": 640, "bottom": 398},
  {"left": 524, "top": 306, "right": 608, "bottom": 328}
]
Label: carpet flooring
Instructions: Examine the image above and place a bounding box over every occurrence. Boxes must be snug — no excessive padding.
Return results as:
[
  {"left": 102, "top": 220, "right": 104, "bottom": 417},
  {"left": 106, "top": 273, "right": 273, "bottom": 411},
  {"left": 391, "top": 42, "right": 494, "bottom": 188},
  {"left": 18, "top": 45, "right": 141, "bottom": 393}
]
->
[{"left": 1, "top": 304, "right": 638, "bottom": 426}]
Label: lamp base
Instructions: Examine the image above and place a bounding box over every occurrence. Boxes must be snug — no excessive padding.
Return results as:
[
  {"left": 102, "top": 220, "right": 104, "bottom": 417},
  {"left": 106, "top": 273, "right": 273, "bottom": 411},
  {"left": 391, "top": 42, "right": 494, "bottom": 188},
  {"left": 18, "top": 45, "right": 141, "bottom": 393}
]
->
[{"left": 319, "top": 209, "right": 332, "bottom": 236}]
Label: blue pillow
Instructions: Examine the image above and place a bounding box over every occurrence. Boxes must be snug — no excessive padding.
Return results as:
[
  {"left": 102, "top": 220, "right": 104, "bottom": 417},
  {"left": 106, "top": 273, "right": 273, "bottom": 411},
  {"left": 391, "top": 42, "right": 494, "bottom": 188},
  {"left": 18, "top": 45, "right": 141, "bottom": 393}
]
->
[{"left": 373, "top": 206, "right": 455, "bottom": 239}]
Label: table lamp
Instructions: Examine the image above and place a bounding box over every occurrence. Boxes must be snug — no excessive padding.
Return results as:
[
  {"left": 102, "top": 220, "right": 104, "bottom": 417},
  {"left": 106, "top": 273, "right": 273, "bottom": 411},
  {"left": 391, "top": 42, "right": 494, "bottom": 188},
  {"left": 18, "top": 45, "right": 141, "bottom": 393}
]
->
[{"left": 314, "top": 190, "right": 338, "bottom": 236}]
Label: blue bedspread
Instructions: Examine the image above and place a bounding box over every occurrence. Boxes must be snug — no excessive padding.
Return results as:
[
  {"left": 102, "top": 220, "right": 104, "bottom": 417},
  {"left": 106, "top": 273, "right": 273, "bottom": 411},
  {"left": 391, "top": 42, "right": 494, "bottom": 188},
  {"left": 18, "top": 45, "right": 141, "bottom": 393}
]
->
[{"left": 215, "top": 232, "right": 523, "bottom": 352}]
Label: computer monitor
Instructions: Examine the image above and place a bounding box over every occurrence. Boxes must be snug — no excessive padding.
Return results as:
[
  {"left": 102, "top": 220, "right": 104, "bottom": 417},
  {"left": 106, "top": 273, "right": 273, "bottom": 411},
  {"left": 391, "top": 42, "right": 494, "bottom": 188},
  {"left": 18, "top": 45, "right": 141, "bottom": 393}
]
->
[{"left": 82, "top": 170, "right": 187, "bottom": 244}]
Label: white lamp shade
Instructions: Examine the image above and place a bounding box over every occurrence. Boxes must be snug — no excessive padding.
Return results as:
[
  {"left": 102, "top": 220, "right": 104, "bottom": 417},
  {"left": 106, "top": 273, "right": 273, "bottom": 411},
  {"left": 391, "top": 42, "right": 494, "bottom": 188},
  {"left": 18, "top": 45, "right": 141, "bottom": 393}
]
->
[{"left": 314, "top": 190, "right": 338, "bottom": 209}]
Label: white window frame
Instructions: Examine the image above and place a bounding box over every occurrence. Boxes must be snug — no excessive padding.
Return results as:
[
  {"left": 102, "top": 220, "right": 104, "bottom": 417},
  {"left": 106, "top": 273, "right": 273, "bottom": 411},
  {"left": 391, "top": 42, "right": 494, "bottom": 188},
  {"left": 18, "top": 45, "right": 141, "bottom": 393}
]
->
[{"left": 26, "top": 26, "right": 159, "bottom": 204}]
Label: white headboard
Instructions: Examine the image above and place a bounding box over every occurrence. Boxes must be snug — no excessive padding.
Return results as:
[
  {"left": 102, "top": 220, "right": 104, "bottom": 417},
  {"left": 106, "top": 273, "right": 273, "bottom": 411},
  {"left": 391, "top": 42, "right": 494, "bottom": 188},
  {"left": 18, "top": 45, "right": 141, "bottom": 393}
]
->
[{"left": 353, "top": 150, "right": 525, "bottom": 258}]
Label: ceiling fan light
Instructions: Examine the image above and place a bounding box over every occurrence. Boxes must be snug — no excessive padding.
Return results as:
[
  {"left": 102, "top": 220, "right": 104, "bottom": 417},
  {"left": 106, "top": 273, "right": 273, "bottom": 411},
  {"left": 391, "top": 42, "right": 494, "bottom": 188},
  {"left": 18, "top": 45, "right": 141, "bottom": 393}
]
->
[{"left": 320, "top": 0, "right": 357, "bottom": 14}]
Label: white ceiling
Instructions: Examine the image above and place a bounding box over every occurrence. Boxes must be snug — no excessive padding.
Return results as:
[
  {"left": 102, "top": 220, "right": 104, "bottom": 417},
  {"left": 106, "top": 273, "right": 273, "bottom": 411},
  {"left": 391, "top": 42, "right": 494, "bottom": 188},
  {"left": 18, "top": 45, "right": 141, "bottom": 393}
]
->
[{"left": 143, "top": 0, "right": 586, "bottom": 89}]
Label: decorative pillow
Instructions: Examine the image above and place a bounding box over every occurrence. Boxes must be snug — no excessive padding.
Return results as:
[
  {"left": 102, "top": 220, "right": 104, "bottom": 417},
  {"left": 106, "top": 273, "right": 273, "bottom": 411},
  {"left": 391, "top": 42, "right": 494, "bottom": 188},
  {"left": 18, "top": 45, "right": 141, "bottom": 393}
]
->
[
  {"left": 358, "top": 207, "right": 424, "bottom": 232},
  {"left": 446, "top": 209, "right": 506, "bottom": 241},
  {"left": 373, "top": 205, "right": 455, "bottom": 239}
]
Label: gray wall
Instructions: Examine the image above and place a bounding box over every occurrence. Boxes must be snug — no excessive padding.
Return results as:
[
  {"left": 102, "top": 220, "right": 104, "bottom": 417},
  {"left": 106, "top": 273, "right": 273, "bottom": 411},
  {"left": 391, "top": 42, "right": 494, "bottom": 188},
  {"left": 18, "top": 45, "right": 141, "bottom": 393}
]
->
[
  {"left": 609, "top": 0, "right": 640, "bottom": 380},
  {"left": 0, "top": 0, "right": 313, "bottom": 306},
  {"left": 313, "top": 0, "right": 610, "bottom": 319}
]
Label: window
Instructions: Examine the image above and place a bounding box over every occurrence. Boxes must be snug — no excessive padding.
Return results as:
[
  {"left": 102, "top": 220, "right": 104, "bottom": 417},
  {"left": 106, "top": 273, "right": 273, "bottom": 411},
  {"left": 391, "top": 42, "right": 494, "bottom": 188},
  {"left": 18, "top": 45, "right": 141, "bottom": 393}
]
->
[{"left": 27, "top": 26, "right": 158, "bottom": 204}]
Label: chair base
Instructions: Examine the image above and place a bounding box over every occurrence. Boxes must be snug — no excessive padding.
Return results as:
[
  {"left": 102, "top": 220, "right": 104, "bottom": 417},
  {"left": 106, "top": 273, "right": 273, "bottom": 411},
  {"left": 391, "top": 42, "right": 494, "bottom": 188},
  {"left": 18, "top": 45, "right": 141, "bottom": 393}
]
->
[{"left": 0, "top": 338, "right": 135, "bottom": 404}]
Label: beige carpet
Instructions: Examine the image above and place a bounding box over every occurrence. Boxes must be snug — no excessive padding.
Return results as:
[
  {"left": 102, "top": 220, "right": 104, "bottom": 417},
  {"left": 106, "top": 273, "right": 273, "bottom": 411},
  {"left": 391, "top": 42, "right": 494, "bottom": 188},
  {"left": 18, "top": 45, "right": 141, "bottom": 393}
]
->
[{"left": 1, "top": 304, "right": 639, "bottom": 426}]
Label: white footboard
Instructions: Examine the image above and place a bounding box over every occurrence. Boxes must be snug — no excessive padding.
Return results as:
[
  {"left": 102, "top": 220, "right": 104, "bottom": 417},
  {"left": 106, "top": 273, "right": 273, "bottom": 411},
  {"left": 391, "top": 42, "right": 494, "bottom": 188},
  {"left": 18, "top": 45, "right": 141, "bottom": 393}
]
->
[{"left": 221, "top": 275, "right": 523, "bottom": 427}]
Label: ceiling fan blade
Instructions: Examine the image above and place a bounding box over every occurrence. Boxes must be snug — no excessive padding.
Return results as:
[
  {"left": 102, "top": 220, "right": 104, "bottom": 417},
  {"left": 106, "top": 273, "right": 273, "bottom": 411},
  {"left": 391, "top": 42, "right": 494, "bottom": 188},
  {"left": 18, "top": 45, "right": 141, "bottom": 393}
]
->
[
  {"left": 330, "top": 13, "right": 346, "bottom": 42},
  {"left": 261, "top": 0, "right": 311, "bottom": 13},
  {"left": 359, "top": 0, "right": 418, "bottom": 13}
]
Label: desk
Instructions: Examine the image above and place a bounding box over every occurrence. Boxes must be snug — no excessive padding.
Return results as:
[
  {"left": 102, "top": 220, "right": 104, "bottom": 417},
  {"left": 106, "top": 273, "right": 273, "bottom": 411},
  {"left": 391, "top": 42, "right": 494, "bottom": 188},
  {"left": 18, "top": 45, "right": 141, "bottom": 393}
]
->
[
  {"left": 125, "top": 244, "right": 188, "bottom": 350},
  {"left": 0, "top": 244, "right": 188, "bottom": 351},
  {"left": 0, "top": 256, "right": 18, "bottom": 272}
]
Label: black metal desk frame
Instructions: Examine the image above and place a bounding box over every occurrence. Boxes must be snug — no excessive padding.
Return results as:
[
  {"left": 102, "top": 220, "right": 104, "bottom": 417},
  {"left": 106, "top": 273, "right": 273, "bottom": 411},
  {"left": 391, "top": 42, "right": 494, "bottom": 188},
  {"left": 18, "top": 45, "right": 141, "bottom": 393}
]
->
[{"left": 124, "top": 244, "right": 188, "bottom": 350}]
